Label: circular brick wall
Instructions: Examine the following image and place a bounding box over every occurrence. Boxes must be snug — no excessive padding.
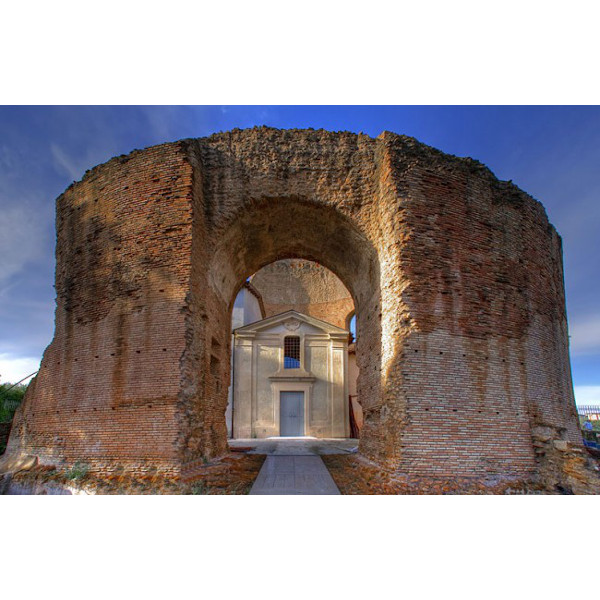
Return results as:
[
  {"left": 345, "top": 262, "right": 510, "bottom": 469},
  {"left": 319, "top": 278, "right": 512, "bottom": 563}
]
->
[{"left": 5, "top": 127, "right": 583, "bottom": 488}]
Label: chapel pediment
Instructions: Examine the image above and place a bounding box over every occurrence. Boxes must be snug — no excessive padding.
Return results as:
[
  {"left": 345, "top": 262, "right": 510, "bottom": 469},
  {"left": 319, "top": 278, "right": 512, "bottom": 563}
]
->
[{"left": 233, "top": 310, "right": 349, "bottom": 337}]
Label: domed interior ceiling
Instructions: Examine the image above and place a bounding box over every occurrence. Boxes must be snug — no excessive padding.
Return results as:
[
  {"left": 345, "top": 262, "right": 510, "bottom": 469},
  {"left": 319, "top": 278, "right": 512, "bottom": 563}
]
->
[{"left": 250, "top": 259, "right": 354, "bottom": 328}]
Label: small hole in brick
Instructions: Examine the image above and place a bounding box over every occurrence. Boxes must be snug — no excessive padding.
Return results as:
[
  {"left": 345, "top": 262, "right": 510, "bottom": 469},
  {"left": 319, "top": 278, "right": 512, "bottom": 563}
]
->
[
  {"left": 110, "top": 353, "right": 115, "bottom": 356},
  {"left": 453, "top": 409, "right": 457, "bottom": 412},
  {"left": 163, "top": 348, "right": 167, "bottom": 352},
  {"left": 159, "top": 289, "right": 165, "bottom": 292},
  {"left": 111, "top": 407, "right": 115, "bottom": 410},
  {"left": 496, "top": 411, "right": 500, "bottom": 414},
  {"left": 439, "top": 351, "right": 443, "bottom": 355},
  {"left": 93, "top": 408, "right": 97, "bottom": 411},
  {"left": 136, "top": 350, "right": 141, "bottom": 354},
  {"left": 425, "top": 408, "right": 429, "bottom": 411},
  {"left": 462, "top": 354, "right": 466, "bottom": 357},
  {"left": 95, "top": 355, "right": 99, "bottom": 359},
  {"left": 414, "top": 349, "right": 418, "bottom": 353},
  {"left": 148, "top": 404, "right": 152, "bottom": 408}
]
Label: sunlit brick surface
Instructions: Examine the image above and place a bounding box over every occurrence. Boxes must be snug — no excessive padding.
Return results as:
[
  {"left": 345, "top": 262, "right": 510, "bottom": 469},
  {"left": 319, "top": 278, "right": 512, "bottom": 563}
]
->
[{"left": 6, "top": 128, "right": 585, "bottom": 489}]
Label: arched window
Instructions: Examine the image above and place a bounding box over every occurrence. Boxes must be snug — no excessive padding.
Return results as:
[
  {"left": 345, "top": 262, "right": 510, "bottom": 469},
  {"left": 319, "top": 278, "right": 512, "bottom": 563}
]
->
[{"left": 283, "top": 336, "right": 301, "bottom": 369}]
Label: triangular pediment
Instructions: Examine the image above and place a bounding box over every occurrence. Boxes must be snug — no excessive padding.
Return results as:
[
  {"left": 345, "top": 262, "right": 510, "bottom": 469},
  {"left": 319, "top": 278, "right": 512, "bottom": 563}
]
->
[{"left": 233, "top": 310, "right": 348, "bottom": 335}]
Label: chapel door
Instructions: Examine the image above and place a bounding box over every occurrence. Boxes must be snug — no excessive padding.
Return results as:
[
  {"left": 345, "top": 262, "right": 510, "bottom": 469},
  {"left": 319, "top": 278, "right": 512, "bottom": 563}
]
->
[{"left": 280, "top": 391, "right": 305, "bottom": 436}]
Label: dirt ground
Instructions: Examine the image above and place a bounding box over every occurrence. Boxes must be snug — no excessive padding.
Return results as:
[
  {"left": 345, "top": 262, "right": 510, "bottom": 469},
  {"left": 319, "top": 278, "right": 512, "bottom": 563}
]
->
[
  {"left": 7, "top": 453, "right": 266, "bottom": 495},
  {"left": 322, "top": 454, "right": 415, "bottom": 494},
  {"left": 322, "top": 452, "right": 600, "bottom": 495},
  {"left": 323, "top": 454, "right": 539, "bottom": 495},
  {"left": 6, "top": 447, "right": 599, "bottom": 495}
]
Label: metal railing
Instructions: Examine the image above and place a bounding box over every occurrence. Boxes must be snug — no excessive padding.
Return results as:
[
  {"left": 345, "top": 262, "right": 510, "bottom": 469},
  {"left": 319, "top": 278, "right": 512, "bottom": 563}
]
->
[{"left": 577, "top": 405, "right": 600, "bottom": 417}]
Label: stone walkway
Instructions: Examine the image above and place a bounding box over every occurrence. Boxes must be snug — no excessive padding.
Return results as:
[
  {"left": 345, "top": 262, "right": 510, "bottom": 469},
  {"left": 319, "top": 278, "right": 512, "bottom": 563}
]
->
[
  {"left": 249, "top": 455, "right": 341, "bottom": 495},
  {"left": 230, "top": 437, "right": 358, "bottom": 456}
]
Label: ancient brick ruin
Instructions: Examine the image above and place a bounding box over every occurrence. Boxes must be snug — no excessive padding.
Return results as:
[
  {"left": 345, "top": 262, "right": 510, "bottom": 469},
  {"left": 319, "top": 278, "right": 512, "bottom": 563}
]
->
[{"left": 4, "top": 127, "right": 595, "bottom": 492}]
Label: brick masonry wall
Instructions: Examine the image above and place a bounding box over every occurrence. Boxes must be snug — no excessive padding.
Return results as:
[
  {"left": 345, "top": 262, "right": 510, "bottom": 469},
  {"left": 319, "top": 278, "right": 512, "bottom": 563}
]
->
[
  {"left": 5, "top": 127, "right": 585, "bottom": 488},
  {"left": 377, "top": 133, "right": 581, "bottom": 477},
  {"left": 8, "top": 143, "right": 194, "bottom": 474}
]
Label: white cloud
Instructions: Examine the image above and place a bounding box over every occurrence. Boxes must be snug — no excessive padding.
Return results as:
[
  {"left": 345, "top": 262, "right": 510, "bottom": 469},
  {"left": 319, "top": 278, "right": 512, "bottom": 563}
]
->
[
  {"left": 0, "top": 353, "right": 40, "bottom": 385},
  {"left": 574, "top": 386, "right": 600, "bottom": 407},
  {"left": 50, "top": 142, "right": 85, "bottom": 181},
  {"left": 569, "top": 313, "right": 600, "bottom": 355},
  {"left": 0, "top": 203, "right": 49, "bottom": 283}
]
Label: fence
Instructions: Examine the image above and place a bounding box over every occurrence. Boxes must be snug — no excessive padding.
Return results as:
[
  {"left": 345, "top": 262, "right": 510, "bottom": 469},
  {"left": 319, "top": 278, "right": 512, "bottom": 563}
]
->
[{"left": 578, "top": 405, "right": 600, "bottom": 419}]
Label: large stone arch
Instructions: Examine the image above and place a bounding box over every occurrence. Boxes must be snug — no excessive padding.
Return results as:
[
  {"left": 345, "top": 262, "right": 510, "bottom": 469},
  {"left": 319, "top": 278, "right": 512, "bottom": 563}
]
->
[
  {"left": 5, "top": 127, "right": 585, "bottom": 489},
  {"left": 180, "top": 195, "right": 385, "bottom": 464}
]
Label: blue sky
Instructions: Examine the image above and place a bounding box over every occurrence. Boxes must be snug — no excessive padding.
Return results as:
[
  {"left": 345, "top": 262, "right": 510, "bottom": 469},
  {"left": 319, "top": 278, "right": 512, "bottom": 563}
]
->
[{"left": 0, "top": 106, "right": 598, "bottom": 405}]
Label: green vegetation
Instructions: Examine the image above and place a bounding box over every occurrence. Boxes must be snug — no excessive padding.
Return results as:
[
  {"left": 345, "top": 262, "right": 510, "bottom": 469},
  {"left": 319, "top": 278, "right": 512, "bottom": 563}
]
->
[
  {"left": 64, "top": 461, "right": 90, "bottom": 481},
  {"left": 579, "top": 416, "right": 600, "bottom": 432},
  {"left": 0, "top": 383, "right": 27, "bottom": 422},
  {"left": 191, "top": 481, "right": 210, "bottom": 494}
]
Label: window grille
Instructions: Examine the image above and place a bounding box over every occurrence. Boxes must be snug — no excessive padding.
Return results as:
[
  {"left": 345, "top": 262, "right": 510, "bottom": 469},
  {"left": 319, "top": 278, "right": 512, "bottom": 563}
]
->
[{"left": 284, "top": 336, "right": 301, "bottom": 369}]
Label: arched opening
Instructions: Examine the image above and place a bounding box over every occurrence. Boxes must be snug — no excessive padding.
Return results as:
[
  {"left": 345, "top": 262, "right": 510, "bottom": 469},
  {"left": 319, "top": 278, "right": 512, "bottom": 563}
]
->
[
  {"left": 345, "top": 311, "right": 357, "bottom": 342},
  {"left": 343, "top": 310, "right": 362, "bottom": 437},
  {"left": 180, "top": 198, "right": 381, "bottom": 464},
  {"left": 226, "top": 258, "right": 362, "bottom": 441}
]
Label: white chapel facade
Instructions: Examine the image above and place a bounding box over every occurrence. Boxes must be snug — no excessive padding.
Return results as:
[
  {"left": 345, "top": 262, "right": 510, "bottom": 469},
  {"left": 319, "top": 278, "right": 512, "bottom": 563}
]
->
[{"left": 231, "top": 310, "right": 350, "bottom": 439}]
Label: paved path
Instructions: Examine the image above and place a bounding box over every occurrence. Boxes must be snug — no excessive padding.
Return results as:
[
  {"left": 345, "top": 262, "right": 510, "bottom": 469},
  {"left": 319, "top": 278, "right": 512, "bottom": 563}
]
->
[
  {"left": 230, "top": 437, "right": 358, "bottom": 456},
  {"left": 249, "top": 455, "right": 341, "bottom": 495}
]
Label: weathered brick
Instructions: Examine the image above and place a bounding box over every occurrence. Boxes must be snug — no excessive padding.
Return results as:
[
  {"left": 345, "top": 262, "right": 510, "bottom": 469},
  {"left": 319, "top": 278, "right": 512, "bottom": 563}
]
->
[{"left": 5, "top": 127, "right": 590, "bottom": 490}]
